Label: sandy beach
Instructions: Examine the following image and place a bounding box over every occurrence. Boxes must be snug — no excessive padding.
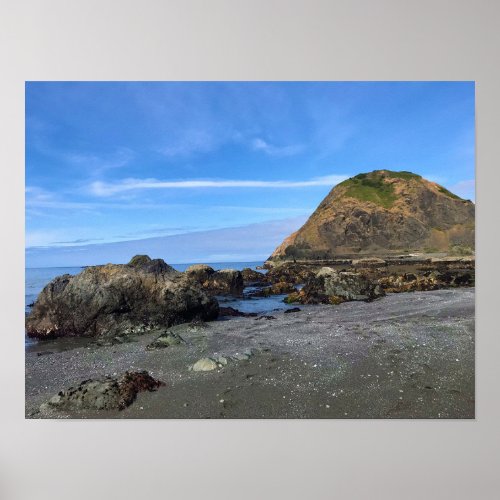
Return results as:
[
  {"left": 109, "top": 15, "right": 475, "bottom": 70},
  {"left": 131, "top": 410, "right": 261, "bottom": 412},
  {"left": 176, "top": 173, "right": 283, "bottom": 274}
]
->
[{"left": 26, "top": 288, "right": 474, "bottom": 419}]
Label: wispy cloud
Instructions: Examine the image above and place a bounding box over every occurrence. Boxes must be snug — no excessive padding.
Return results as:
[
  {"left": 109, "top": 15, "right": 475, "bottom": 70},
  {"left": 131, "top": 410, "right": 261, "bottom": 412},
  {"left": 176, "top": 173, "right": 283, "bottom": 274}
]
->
[
  {"left": 251, "top": 138, "right": 304, "bottom": 157},
  {"left": 26, "top": 186, "right": 97, "bottom": 211},
  {"left": 63, "top": 147, "right": 134, "bottom": 174},
  {"left": 26, "top": 186, "right": 316, "bottom": 216},
  {"left": 52, "top": 238, "right": 104, "bottom": 244},
  {"left": 89, "top": 174, "right": 348, "bottom": 197},
  {"left": 30, "top": 132, "right": 134, "bottom": 175}
]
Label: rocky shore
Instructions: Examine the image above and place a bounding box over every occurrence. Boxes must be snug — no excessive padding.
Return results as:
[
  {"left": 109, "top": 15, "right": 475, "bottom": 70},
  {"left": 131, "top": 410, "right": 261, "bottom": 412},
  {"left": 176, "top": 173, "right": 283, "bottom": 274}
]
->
[{"left": 25, "top": 254, "right": 475, "bottom": 418}]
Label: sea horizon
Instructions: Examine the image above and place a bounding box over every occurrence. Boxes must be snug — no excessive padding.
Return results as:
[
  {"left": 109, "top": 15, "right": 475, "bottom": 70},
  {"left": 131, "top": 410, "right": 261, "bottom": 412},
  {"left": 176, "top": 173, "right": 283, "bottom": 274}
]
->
[{"left": 25, "top": 259, "right": 266, "bottom": 270}]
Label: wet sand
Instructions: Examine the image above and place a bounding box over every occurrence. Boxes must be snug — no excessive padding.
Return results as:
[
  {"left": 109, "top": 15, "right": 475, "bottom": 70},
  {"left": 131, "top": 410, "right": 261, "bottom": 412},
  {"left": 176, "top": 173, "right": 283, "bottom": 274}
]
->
[{"left": 25, "top": 288, "right": 475, "bottom": 419}]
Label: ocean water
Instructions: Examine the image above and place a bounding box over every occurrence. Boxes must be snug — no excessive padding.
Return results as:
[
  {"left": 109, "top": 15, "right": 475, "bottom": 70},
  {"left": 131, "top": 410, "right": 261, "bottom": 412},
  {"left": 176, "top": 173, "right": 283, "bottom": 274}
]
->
[{"left": 25, "top": 261, "right": 292, "bottom": 348}]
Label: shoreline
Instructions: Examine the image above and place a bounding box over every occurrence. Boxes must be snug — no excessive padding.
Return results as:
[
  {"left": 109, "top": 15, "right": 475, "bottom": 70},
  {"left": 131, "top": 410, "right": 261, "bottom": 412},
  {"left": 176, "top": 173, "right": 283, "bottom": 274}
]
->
[{"left": 26, "top": 288, "right": 475, "bottom": 419}]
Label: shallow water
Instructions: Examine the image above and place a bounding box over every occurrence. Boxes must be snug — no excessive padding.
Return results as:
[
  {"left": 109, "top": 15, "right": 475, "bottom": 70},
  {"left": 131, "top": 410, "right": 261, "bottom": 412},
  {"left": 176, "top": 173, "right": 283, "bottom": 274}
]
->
[{"left": 218, "top": 292, "right": 294, "bottom": 314}]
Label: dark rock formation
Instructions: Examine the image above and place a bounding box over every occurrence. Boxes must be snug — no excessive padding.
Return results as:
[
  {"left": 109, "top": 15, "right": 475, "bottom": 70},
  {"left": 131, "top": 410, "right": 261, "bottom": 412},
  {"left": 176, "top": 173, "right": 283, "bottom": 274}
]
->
[
  {"left": 352, "top": 257, "right": 387, "bottom": 268},
  {"left": 185, "top": 265, "right": 244, "bottom": 296},
  {"left": 184, "top": 264, "right": 214, "bottom": 283},
  {"left": 269, "top": 170, "right": 475, "bottom": 261},
  {"left": 208, "top": 269, "right": 244, "bottom": 296},
  {"left": 249, "top": 282, "right": 297, "bottom": 297},
  {"left": 219, "top": 306, "right": 258, "bottom": 317},
  {"left": 26, "top": 255, "right": 219, "bottom": 339},
  {"left": 241, "top": 267, "right": 270, "bottom": 285},
  {"left": 378, "top": 269, "right": 475, "bottom": 293},
  {"left": 43, "top": 371, "right": 164, "bottom": 411},
  {"left": 266, "top": 263, "right": 317, "bottom": 284},
  {"left": 287, "top": 267, "right": 385, "bottom": 305}
]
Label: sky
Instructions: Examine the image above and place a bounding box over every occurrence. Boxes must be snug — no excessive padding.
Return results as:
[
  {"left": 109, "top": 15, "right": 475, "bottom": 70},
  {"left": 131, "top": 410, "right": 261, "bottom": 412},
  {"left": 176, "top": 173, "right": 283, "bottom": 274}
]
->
[{"left": 26, "top": 81, "right": 475, "bottom": 267}]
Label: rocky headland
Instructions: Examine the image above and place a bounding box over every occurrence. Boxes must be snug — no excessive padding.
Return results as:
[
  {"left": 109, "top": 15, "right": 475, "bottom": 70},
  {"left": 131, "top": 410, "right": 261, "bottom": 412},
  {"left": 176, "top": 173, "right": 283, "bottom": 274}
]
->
[{"left": 269, "top": 170, "right": 474, "bottom": 261}]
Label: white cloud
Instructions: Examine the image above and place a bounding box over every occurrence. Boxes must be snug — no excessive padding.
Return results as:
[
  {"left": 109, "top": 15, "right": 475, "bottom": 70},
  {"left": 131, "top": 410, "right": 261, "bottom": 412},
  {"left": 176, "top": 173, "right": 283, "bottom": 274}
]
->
[
  {"left": 89, "top": 174, "right": 348, "bottom": 197},
  {"left": 251, "top": 138, "right": 304, "bottom": 156}
]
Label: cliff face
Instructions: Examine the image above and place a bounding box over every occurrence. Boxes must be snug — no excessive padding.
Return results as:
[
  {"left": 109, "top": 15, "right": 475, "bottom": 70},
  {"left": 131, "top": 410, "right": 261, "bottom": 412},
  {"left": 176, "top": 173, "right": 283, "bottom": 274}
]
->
[{"left": 269, "top": 170, "right": 475, "bottom": 260}]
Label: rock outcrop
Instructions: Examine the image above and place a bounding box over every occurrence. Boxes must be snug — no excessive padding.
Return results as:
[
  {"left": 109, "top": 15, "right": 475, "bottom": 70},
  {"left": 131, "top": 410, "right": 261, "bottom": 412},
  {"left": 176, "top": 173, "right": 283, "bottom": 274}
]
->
[
  {"left": 249, "top": 282, "right": 297, "bottom": 297},
  {"left": 269, "top": 170, "right": 475, "bottom": 261},
  {"left": 42, "top": 371, "right": 164, "bottom": 411},
  {"left": 185, "top": 265, "right": 244, "bottom": 296},
  {"left": 26, "top": 255, "right": 219, "bottom": 339},
  {"left": 378, "top": 269, "right": 474, "bottom": 293},
  {"left": 266, "top": 263, "right": 317, "bottom": 284},
  {"left": 287, "top": 267, "right": 385, "bottom": 305},
  {"left": 241, "top": 267, "right": 269, "bottom": 285}
]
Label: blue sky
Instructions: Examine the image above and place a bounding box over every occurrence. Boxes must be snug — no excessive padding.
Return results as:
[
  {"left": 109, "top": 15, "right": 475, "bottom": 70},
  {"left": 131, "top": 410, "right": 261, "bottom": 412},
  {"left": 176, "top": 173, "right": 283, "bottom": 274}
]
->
[{"left": 26, "top": 81, "right": 475, "bottom": 267}]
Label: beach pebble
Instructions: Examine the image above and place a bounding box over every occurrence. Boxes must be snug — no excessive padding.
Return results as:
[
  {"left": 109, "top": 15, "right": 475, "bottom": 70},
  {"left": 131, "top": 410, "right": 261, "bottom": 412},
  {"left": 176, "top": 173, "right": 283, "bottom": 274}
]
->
[{"left": 192, "top": 357, "right": 218, "bottom": 372}]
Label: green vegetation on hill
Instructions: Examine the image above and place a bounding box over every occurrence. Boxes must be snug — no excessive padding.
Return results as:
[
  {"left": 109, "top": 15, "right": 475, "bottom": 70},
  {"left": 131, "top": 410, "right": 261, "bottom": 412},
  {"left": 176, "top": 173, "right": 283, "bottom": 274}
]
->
[
  {"left": 341, "top": 172, "right": 397, "bottom": 209},
  {"left": 384, "top": 171, "right": 422, "bottom": 180}
]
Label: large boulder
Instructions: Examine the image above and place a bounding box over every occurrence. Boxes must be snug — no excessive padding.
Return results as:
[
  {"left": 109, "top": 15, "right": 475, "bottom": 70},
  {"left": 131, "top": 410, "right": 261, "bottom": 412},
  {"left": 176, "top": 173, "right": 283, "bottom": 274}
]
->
[
  {"left": 185, "top": 265, "right": 244, "bottom": 296},
  {"left": 26, "top": 255, "right": 219, "bottom": 339},
  {"left": 184, "top": 264, "right": 214, "bottom": 283},
  {"left": 290, "top": 267, "right": 385, "bottom": 304}
]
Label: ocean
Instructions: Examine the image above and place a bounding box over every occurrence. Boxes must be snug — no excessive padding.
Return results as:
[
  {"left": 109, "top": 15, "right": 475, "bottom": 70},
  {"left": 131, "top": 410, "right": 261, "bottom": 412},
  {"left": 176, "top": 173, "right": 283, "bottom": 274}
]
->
[{"left": 25, "top": 261, "right": 293, "bottom": 348}]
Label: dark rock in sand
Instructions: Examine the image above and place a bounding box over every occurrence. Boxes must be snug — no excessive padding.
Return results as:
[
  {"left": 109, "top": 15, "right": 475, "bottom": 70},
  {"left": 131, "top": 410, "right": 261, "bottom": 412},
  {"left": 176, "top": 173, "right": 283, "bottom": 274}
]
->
[
  {"left": 146, "top": 330, "right": 185, "bottom": 350},
  {"left": 26, "top": 255, "right": 219, "bottom": 339},
  {"left": 290, "top": 267, "right": 385, "bottom": 305},
  {"left": 43, "top": 371, "right": 164, "bottom": 411},
  {"left": 185, "top": 265, "right": 244, "bottom": 296},
  {"left": 284, "top": 307, "right": 301, "bottom": 314},
  {"left": 219, "top": 306, "right": 258, "bottom": 318}
]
